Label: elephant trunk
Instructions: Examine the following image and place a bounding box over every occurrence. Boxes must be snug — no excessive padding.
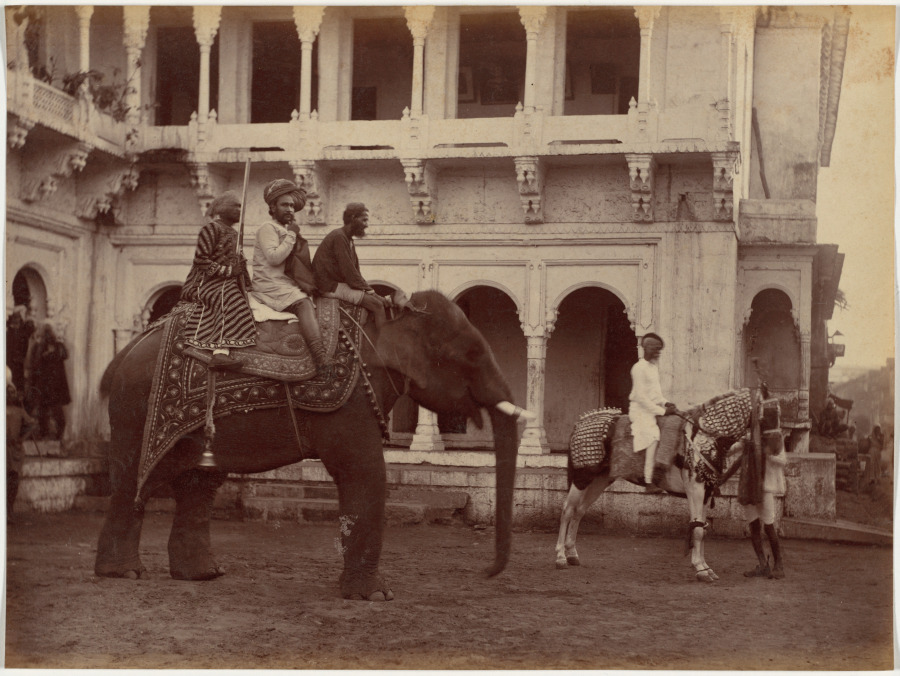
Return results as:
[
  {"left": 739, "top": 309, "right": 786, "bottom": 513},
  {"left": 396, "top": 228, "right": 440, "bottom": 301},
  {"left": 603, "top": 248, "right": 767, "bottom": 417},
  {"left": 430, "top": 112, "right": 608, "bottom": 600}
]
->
[{"left": 485, "top": 406, "right": 518, "bottom": 577}]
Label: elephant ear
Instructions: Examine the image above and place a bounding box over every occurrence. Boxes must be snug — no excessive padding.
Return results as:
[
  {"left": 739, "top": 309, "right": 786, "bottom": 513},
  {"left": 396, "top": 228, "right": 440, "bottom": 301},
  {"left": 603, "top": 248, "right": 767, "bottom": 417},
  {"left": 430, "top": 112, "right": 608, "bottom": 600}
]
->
[{"left": 376, "top": 315, "right": 431, "bottom": 390}]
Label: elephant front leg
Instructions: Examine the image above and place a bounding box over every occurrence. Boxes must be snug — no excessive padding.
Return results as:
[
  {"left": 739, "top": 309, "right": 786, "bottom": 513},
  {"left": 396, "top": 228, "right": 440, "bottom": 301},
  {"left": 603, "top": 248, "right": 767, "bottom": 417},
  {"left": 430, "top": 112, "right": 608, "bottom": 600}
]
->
[
  {"left": 168, "top": 468, "right": 227, "bottom": 580},
  {"left": 95, "top": 492, "right": 147, "bottom": 579},
  {"left": 332, "top": 463, "right": 394, "bottom": 601}
]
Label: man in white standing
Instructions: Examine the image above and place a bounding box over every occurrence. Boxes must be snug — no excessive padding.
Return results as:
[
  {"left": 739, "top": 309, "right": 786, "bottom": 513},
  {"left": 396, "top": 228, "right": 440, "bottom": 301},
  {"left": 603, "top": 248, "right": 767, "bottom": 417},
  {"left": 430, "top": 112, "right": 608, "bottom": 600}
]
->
[{"left": 629, "top": 333, "right": 677, "bottom": 492}]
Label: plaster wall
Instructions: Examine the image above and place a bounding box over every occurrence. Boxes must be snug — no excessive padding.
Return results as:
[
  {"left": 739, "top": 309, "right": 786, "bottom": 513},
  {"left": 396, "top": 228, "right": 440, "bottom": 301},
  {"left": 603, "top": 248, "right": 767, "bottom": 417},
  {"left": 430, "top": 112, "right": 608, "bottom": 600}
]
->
[
  {"left": 663, "top": 7, "right": 721, "bottom": 109},
  {"left": 660, "top": 230, "right": 738, "bottom": 406},
  {"left": 751, "top": 25, "right": 823, "bottom": 200}
]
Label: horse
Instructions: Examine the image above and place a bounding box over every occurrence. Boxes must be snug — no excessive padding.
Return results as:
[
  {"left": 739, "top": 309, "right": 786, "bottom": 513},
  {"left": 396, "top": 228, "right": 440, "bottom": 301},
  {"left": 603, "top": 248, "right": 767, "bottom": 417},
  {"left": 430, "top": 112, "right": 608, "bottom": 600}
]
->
[{"left": 555, "top": 388, "right": 776, "bottom": 582}]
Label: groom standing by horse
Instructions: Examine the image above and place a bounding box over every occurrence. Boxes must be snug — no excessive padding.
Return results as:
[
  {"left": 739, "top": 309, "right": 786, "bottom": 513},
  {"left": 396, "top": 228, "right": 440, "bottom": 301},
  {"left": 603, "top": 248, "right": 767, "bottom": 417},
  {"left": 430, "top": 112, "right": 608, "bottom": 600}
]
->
[{"left": 630, "top": 333, "right": 679, "bottom": 492}]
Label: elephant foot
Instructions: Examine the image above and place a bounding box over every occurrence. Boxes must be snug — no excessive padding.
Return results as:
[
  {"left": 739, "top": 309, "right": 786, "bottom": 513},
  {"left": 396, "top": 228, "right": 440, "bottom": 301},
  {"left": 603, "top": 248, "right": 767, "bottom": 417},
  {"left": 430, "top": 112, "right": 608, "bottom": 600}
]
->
[
  {"left": 171, "top": 562, "right": 225, "bottom": 581},
  {"left": 340, "top": 570, "right": 394, "bottom": 601},
  {"left": 94, "top": 557, "right": 146, "bottom": 580}
]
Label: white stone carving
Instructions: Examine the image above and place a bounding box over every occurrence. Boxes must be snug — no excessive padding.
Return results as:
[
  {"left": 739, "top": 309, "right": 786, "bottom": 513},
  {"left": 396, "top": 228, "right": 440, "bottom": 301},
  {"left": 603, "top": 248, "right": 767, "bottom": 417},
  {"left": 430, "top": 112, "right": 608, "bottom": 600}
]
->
[
  {"left": 290, "top": 160, "right": 327, "bottom": 225},
  {"left": 401, "top": 159, "right": 436, "bottom": 224},
  {"left": 514, "top": 156, "right": 544, "bottom": 224},
  {"left": 712, "top": 150, "right": 738, "bottom": 222},
  {"left": 625, "top": 153, "right": 655, "bottom": 222},
  {"left": 294, "top": 6, "right": 325, "bottom": 43},
  {"left": 8, "top": 115, "right": 35, "bottom": 150}
]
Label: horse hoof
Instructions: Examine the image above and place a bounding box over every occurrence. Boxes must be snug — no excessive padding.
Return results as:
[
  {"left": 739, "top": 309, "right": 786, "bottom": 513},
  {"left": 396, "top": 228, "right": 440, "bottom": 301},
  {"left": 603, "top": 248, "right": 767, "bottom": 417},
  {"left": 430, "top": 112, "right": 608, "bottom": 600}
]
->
[
  {"left": 555, "top": 560, "right": 568, "bottom": 570},
  {"left": 566, "top": 556, "right": 580, "bottom": 567}
]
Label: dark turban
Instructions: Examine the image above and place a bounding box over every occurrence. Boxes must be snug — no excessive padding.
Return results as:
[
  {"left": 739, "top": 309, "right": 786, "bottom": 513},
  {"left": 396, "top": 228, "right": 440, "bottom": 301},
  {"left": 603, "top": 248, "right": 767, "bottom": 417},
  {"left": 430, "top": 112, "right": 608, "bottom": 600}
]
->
[
  {"left": 206, "top": 190, "right": 241, "bottom": 219},
  {"left": 263, "top": 179, "right": 306, "bottom": 210}
]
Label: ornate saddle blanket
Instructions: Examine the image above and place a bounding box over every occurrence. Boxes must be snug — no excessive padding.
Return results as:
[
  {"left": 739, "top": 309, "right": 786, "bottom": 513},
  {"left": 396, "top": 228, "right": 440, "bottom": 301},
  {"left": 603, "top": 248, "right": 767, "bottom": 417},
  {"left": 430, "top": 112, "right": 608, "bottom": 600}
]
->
[
  {"left": 182, "top": 298, "right": 344, "bottom": 381},
  {"left": 609, "top": 414, "right": 686, "bottom": 482},
  {"left": 137, "top": 301, "right": 367, "bottom": 494}
]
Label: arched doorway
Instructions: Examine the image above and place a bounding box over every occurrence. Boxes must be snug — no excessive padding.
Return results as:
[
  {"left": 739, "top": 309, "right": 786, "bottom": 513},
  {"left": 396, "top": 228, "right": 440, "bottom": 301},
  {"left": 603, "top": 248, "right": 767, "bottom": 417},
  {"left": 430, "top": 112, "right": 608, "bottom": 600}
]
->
[
  {"left": 743, "top": 289, "right": 801, "bottom": 418},
  {"left": 545, "top": 287, "right": 636, "bottom": 450},
  {"left": 146, "top": 286, "right": 183, "bottom": 325},
  {"left": 448, "top": 286, "right": 527, "bottom": 448},
  {"left": 11, "top": 267, "right": 48, "bottom": 321}
]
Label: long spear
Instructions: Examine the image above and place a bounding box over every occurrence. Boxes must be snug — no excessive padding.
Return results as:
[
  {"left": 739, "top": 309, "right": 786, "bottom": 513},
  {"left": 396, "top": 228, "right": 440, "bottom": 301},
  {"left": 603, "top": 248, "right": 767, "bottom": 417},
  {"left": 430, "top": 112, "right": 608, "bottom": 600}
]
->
[
  {"left": 235, "top": 156, "right": 252, "bottom": 298},
  {"left": 237, "top": 156, "right": 252, "bottom": 253}
]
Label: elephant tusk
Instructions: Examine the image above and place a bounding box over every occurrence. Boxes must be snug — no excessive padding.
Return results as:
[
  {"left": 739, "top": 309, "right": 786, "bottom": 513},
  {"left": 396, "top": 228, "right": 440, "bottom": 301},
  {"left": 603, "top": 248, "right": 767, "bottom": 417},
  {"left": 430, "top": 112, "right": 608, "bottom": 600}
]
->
[{"left": 495, "top": 401, "right": 536, "bottom": 421}]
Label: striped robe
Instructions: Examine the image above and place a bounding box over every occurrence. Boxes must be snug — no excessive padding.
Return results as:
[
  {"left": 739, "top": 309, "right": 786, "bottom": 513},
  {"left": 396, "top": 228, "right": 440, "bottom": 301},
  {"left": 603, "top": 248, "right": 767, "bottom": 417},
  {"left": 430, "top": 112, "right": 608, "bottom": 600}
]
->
[{"left": 181, "top": 218, "right": 257, "bottom": 350}]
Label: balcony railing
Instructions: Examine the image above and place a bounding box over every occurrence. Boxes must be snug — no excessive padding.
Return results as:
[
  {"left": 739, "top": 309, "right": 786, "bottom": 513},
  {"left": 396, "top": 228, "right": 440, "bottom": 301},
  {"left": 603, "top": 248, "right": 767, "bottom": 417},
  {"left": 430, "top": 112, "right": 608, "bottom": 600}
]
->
[{"left": 10, "top": 64, "right": 734, "bottom": 165}]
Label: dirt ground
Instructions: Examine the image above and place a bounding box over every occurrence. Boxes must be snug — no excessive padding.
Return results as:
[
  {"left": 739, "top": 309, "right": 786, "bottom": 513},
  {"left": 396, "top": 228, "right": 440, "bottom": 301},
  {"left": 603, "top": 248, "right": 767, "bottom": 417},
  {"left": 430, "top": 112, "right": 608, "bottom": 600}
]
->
[{"left": 4, "top": 507, "right": 894, "bottom": 670}]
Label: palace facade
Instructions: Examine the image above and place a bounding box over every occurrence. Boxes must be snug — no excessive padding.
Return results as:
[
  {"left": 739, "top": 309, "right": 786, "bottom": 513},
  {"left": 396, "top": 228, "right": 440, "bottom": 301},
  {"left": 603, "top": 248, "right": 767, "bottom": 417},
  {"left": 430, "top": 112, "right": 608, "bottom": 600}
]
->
[{"left": 6, "top": 5, "right": 848, "bottom": 459}]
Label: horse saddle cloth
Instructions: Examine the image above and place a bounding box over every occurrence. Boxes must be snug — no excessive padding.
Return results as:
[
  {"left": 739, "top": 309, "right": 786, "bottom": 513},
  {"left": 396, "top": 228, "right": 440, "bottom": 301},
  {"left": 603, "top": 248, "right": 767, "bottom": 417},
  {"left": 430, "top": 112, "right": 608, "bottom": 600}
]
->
[
  {"left": 609, "top": 414, "right": 685, "bottom": 483},
  {"left": 182, "top": 298, "right": 344, "bottom": 382}
]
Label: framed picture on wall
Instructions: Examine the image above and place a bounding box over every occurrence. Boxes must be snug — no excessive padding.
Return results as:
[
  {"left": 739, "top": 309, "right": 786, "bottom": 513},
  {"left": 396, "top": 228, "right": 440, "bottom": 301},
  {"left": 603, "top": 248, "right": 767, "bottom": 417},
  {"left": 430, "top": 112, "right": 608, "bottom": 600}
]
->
[
  {"left": 590, "top": 63, "right": 618, "bottom": 95},
  {"left": 479, "top": 62, "right": 519, "bottom": 105},
  {"left": 458, "top": 66, "right": 476, "bottom": 103}
]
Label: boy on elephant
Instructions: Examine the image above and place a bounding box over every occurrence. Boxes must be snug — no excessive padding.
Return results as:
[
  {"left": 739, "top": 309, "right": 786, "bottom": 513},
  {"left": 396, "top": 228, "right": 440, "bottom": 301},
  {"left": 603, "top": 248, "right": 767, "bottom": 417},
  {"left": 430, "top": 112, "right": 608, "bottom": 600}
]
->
[
  {"left": 312, "top": 202, "right": 392, "bottom": 328},
  {"left": 250, "top": 178, "right": 335, "bottom": 378},
  {"left": 180, "top": 191, "right": 256, "bottom": 371},
  {"left": 629, "top": 333, "right": 679, "bottom": 492}
]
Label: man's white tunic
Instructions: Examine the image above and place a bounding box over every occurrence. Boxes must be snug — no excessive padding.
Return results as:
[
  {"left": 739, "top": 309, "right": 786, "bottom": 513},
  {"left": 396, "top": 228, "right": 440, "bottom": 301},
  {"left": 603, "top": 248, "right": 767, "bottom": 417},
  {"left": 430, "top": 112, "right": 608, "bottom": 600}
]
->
[{"left": 629, "top": 358, "right": 667, "bottom": 452}]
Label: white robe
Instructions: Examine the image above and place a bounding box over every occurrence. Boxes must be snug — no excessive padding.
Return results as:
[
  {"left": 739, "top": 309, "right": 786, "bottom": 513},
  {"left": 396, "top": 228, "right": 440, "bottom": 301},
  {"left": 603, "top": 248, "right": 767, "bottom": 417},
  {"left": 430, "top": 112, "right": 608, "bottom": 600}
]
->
[{"left": 629, "top": 358, "right": 667, "bottom": 452}]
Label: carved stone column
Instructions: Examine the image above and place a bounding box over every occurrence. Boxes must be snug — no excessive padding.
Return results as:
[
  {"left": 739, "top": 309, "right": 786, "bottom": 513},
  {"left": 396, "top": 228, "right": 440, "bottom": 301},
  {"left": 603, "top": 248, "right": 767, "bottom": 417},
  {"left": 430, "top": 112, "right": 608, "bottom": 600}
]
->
[
  {"left": 518, "top": 6, "right": 547, "bottom": 113},
  {"left": 634, "top": 6, "right": 661, "bottom": 105},
  {"left": 289, "top": 159, "right": 327, "bottom": 225},
  {"left": 799, "top": 330, "right": 811, "bottom": 421},
  {"left": 193, "top": 6, "right": 221, "bottom": 135},
  {"left": 401, "top": 158, "right": 436, "bottom": 224},
  {"left": 294, "top": 6, "right": 325, "bottom": 118},
  {"left": 718, "top": 8, "right": 735, "bottom": 110},
  {"left": 122, "top": 5, "right": 150, "bottom": 127},
  {"left": 712, "top": 150, "right": 738, "bottom": 222},
  {"left": 625, "top": 153, "right": 655, "bottom": 222},
  {"left": 75, "top": 6, "right": 94, "bottom": 73},
  {"left": 519, "top": 332, "right": 550, "bottom": 455},
  {"left": 405, "top": 6, "right": 434, "bottom": 118},
  {"left": 514, "top": 156, "right": 544, "bottom": 224},
  {"left": 409, "top": 406, "right": 445, "bottom": 452}
]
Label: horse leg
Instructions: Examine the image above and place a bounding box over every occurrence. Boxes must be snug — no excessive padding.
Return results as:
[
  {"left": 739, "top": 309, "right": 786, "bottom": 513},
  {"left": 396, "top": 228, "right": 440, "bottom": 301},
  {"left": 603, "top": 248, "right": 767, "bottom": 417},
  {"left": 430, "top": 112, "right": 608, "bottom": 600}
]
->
[
  {"left": 555, "top": 474, "right": 612, "bottom": 569},
  {"left": 168, "top": 467, "right": 227, "bottom": 580},
  {"left": 683, "top": 470, "right": 717, "bottom": 582}
]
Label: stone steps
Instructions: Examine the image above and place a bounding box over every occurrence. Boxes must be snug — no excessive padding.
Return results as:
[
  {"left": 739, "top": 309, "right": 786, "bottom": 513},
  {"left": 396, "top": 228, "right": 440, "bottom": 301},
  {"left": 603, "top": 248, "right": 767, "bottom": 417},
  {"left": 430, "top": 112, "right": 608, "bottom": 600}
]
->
[
  {"left": 70, "top": 480, "right": 470, "bottom": 527},
  {"left": 14, "top": 456, "right": 109, "bottom": 513}
]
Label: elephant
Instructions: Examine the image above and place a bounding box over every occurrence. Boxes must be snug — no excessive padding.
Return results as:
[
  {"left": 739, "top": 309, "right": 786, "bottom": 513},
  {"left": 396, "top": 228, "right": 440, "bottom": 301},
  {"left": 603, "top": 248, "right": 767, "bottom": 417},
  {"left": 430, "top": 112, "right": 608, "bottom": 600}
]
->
[{"left": 94, "top": 291, "right": 532, "bottom": 600}]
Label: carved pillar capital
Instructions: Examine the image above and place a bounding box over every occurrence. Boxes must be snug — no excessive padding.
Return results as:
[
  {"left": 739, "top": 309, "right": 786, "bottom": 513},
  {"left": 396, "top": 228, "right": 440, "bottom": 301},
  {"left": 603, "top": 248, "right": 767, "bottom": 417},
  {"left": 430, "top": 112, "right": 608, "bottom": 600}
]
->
[
  {"left": 634, "top": 6, "right": 661, "bottom": 32},
  {"left": 625, "top": 153, "right": 655, "bottom": 222},
  {"left": 404, "top": 5, "right": 435, "bottom": 44},
  {"left": 514, "top": 156, "right": 544, "bottom": 224},
  {"left": 293, "top": 6, "right": 325, "bottom": 44},
  {"left": 75, "top": 5, "right": 94, "bottom": 27},
  {"left": 122, "top": 5, "right": 150, "bottom": 51},
  {"left": 193, "top": 6, "right": 222, "bottom": 48},
  {"left": 518, "top": 6, "right": 548, "bottom": 38}
]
